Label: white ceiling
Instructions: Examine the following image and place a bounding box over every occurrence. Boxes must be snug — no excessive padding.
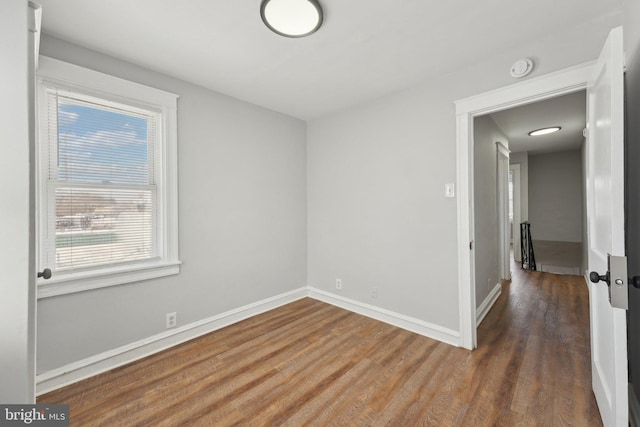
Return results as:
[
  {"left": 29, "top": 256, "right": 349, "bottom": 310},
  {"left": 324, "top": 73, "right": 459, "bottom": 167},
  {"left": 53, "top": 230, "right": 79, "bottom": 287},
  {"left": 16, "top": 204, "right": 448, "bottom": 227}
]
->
[
  {"left": 37, "top": 0, "right": 620, "bottom": 120},
  {"left": 490, "top": 91, "right": 587, "bottom": 154}
]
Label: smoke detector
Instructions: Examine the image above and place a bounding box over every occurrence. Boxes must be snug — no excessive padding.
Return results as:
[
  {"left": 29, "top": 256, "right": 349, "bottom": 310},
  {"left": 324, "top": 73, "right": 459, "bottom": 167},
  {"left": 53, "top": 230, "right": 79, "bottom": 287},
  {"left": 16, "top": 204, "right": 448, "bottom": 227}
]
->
[{"left": 510, "top": 58, "right": 534, "bottom": 78}]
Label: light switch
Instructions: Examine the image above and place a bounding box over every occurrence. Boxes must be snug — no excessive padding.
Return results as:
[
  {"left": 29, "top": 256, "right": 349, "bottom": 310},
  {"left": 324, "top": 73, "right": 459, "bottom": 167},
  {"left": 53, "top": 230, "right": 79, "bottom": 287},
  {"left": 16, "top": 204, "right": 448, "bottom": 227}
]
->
[{"left": 445, "top": 183, "right": 455, "bottom": 198}]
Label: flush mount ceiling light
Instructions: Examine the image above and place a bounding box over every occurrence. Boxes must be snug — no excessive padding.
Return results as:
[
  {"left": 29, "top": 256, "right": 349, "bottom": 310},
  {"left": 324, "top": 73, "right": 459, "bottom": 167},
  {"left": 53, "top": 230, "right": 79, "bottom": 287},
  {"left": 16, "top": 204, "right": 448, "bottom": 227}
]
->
[
  {"left": 528, "top": 126, "right": 561, "bottom": 136},
  {"left": 261, "top": 0, "right": 323, "bottom": 38}
]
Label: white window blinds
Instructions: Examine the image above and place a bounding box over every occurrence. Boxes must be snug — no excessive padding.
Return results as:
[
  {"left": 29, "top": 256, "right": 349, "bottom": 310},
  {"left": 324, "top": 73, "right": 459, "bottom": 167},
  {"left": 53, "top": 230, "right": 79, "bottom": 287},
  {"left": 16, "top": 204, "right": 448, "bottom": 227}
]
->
[{"left": 42, "top": 88, "right": 160, "bottom": 271}]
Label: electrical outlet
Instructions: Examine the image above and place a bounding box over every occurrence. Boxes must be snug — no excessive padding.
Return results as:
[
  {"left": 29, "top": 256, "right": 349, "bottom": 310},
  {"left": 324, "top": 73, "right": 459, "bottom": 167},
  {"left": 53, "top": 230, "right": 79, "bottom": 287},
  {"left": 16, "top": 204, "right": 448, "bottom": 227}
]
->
[
  {"left": 336, "top": 278, "right": 342, "bottom": 290},
  {"left": 372, "top": 286, "right": 378, "bottom": 299},
  {"left": 166, "top": 312, "right": 177, "bottom": 329}
]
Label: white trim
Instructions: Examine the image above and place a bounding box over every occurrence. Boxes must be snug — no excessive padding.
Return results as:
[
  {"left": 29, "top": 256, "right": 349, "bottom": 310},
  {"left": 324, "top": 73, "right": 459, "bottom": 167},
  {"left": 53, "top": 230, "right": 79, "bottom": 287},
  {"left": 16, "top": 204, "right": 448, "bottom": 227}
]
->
[
  {"left": 455, "top": 61, "right": 594, "bottom": 351},
  {"left": 456, "top": 113, "right": 476, "bottom": 350},
  {"left": 36, "top": 287, "right": 308, "bottom": 395},
  {"left": 37, "top": 57, "right": 178, "bottom": 108},
  {"left": 476, "top": 283, "right": 502, "bottom": 326},
  {"left": 36, "top": 286, "right": 465, "bottom": 394},
  {"left": 37, "top": 261, "right": 181, "bottom": 299},
  {"left": 308, "top": 287, "right": 460, "bottom": 347},
  {"left": 496, "top": 141, "right": 510, "bottom": 158},
  {"left": 497, "top": 144, "right": 510, "bottom": 281},
  {"left": 28, "top": 2, "right": 41, "bottom": 68},
  {"left": 509, "top": 164, "right": 522, "bottom": 262},
  {"left": 35, "top": 57, "right": 181, "bottom": 295},
  {"left": 455, "top": 61, "right": 594, "bottom": 116}
]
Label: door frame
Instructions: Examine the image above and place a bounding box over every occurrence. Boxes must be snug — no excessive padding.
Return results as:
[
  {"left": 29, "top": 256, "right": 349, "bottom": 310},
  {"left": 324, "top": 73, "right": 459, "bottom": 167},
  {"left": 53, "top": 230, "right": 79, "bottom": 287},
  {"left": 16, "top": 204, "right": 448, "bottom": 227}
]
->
[
  {"left": 455, "top": 61, "right": 594, "bottom": 349},
  {"left": 509, "top": 164, "right": 522, "bottom": 262},
  {"left": 496, "top": 141, "right": 510, "bottom": 281}
]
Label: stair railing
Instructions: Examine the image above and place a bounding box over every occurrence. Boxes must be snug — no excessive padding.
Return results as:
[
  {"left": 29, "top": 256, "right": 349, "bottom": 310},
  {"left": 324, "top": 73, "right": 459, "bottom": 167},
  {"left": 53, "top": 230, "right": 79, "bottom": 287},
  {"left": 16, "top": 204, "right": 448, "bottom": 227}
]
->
[{"left": 520, "top": 222, "right": 536, "bottom": 271}]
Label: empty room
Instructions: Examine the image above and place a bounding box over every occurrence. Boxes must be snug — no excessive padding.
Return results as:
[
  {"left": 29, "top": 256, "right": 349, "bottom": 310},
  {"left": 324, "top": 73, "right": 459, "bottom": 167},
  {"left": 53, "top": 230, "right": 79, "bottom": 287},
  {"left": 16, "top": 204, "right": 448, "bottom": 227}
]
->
[{"left": 3, "top": 0, "right": 640, "bottom": 426}]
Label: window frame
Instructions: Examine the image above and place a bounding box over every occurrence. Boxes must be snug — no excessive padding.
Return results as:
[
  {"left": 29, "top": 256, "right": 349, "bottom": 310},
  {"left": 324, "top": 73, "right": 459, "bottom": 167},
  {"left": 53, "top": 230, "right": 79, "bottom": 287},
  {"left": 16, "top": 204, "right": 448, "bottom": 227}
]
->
[{"left": 36, "top": 57, "right": 180, "bottom": 298}]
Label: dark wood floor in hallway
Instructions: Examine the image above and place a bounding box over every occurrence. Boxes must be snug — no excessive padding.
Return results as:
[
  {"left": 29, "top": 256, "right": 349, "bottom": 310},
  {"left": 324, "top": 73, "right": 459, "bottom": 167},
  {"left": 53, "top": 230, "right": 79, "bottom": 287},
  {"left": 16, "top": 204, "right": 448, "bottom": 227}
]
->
[{"left": 39, "top": 267, "right": 601, "bottom": 426}]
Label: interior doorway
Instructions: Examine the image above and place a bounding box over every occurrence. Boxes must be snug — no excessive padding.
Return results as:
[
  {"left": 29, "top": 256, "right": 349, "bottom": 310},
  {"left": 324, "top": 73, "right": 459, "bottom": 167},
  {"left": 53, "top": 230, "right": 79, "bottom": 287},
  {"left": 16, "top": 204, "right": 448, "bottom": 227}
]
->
[
  {"left": 454, "top": 62, "right": 594, "bottom": 350},
  {"left": 458, "top": 30, "right": 630, "bottom": 424},
  {"left": 489, "top": 90, "right": 587, "bottom": 276},
  {"left": 470, "top": 90, "right": 586, "bottom": 333}
]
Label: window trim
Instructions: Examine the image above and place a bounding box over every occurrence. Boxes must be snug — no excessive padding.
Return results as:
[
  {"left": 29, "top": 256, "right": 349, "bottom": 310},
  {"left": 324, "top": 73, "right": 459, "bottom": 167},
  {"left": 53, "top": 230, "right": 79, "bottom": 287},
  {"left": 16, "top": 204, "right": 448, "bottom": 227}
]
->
[{"left": 36, "top": 57, "right": 180, "bottom": 299}]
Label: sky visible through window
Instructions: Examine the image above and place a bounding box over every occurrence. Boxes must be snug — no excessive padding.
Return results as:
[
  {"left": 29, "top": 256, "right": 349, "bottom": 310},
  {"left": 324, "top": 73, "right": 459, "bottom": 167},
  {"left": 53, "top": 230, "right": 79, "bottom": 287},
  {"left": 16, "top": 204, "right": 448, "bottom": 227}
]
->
[
  {"left": 57, "top": 100, "right": 150, "bottom": 185},
  {"left": 52, "top": 97, "right": 154, "bottom": 268}
]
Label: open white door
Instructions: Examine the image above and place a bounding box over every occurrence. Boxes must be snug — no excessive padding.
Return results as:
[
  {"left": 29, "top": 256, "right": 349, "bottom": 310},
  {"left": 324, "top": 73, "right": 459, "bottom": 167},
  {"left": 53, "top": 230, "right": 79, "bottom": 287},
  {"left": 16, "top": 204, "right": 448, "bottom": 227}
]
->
[{"left": 586, "top": 26, "right": 628, "bottom": 427}]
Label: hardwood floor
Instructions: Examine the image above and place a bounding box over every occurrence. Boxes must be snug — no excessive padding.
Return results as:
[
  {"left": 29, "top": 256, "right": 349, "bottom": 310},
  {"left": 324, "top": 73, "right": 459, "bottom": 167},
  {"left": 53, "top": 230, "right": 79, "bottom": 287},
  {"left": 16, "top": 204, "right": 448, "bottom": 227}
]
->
[{"left": 39, "top": 267, "right": 602, "bottom": 426}]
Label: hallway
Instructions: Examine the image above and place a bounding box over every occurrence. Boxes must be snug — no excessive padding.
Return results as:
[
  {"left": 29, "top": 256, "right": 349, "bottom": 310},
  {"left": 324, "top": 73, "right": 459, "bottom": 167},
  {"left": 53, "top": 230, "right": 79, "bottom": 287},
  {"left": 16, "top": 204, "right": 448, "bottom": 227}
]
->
[{"left": 473, "top": 258, "right": 601, "bottom": 424}]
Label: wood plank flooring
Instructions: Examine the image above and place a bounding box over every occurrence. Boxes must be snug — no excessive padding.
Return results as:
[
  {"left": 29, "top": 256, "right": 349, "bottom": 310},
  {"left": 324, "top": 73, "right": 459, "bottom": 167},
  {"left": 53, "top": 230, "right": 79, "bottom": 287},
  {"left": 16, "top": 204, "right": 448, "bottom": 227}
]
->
[{"left": 39, "top": 266, "right": 602, "bottom": 426}]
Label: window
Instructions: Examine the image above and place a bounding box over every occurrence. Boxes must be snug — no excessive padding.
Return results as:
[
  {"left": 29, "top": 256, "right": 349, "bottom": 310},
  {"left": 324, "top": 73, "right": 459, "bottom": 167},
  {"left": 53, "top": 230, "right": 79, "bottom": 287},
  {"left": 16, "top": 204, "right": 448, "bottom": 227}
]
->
[{"left": 37, "top": 57, "right": 180, "bottom": 298}]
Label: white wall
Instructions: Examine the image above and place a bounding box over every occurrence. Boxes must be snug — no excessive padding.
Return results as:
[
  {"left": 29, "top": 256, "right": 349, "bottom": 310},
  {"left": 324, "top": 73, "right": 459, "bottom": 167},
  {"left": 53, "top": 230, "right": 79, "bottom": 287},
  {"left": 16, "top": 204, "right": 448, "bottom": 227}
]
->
[
  {"left": 307, "top": 13, "right": 620, "bottom": 331},
  {"left": 307, "top": 93, "right": 459, "bottom": 326},
  {"left": 528, "top": 150, "right": 583, "bottom": 242},
  {"left": 0, "top": 0, "right": 35, "bottom": 403},
  {"left": 473, "top": 116, "right": 508, "bottom": 308},
  {"left": 509, "top": 151, "right": 529, "bottom": 221},
  {"left": 36, "top": 36, "right": 307, "bottom": 373}
]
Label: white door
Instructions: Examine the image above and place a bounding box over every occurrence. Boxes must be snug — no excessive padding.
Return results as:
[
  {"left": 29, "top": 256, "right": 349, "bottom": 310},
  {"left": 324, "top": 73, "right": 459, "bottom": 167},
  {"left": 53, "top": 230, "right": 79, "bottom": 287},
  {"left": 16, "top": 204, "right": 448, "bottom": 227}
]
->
[{"left": 586, "top": 26, "right": 627, "bottom": 427}]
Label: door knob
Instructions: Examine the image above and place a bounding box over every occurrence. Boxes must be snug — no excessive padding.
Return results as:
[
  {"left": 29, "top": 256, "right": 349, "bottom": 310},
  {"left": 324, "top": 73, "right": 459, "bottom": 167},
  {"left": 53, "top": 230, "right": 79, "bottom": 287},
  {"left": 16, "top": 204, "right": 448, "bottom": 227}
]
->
[
  {"left": 37, "top": 268, "right": 52, "bottom": 280},
  {"left": 631, "top": 276, "right": 640, "bottom": 289},
  {"left": 590, "top": 271, "right": 609, "bottom": 286}
]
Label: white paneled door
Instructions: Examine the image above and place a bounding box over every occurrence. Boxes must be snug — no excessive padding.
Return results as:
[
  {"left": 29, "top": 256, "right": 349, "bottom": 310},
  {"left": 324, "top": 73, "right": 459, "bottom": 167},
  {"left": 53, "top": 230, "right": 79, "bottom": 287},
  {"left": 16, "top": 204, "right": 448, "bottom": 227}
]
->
[{"left": 586, "top": 26, "right": 627, "bottom": 427}]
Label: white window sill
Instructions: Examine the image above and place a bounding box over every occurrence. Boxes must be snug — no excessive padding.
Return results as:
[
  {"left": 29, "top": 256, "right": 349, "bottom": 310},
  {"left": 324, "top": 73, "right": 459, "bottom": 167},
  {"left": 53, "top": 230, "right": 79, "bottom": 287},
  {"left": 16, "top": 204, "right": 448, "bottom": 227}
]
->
[{"left": 37, "top": 260, "right": 181, "bottom": 299}]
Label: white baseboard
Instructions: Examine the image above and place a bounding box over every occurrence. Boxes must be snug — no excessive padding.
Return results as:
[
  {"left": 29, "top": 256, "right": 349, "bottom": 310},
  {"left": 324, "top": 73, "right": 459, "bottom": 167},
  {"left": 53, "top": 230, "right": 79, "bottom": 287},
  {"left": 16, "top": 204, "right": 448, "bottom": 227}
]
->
[
  {"left": 631, "top": 384, "right": 640, "bottom": 427},
  {"left": 539, "top": 264, "right": 581, "bottom": 275},
  {"left": 37, "top": 286, "right": 465, "bottom": 395},
  {"left": 307, "top": 287, "right": 460, "bottom": 347},
  {"left": 476, "top": 283, "right": 501, "bottom": 326},
  {"left": 36, "top": 287, "right": 308, "bottom": 396}
]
